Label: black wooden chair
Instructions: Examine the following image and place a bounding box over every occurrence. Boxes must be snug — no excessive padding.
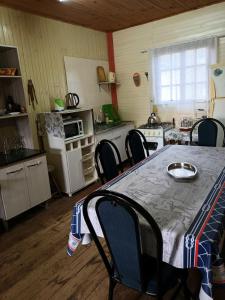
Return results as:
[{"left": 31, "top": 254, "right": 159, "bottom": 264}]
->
[
  {"left": 95, "top": 139, "right": 123, "bottom": 184},
  {"left": 83, "top": 190, "right": 192, "bottom": 300},
  {"left": 125, "top": 129, "right": 149, "bottom": 165},
  {"left": 190, "top": 118, "right": 225, "bottom": 147}
]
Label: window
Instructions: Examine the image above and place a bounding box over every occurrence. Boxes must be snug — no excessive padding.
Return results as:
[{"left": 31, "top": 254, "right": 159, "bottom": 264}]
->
[{"left": 152, "top": 38, "right": 217, "bottom": 113}]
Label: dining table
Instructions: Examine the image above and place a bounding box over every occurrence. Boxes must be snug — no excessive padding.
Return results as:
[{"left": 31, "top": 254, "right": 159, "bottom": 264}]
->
[{"left": 67, "top": 145, "right": 225, "bottom": 300}]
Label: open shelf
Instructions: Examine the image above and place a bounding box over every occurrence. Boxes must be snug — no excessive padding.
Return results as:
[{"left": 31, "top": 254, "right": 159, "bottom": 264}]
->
[
  {"left": 0, "top": 76, "right": 22, "bottom": 79},
  {"left": 85, "top": 176, "right": 97, "bottom": 186},
  {"left": 98, "top": 81, "right": 120, "bottom": 86},
  {"left": 82, "top": 152, "right": 94, "bottom": 162},
  {"left": 80, "top": 135, "right": 95, "bottom": 148},
  {"left": 0, "top": 113, "right": 28, "bottom": 120},
  {"left": 83, "top": 165, "right": 95, "bottom": 176}
]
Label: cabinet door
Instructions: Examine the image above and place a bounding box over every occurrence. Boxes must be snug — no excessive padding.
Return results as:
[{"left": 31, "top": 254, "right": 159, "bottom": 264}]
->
[
  {"left": 95, "top": 124, "right": 134, "bottom": 162},
  {"left": 95, "top": 131, "right": 114, "bottom": 145},
  {"left": 24, "top": 156, "right": 51, "bottom": 208},
  {"left": 112, "top": 125, "right": 134, "bottom": 162},
  {"left": 0, "top": 163, "right": 30, "bottom": 220},
  {"left": 111, "top": 130, "right": 124, "bottom": 161},
  {"left": 66, "top": 148, "right": 85, "bottom": 194}
]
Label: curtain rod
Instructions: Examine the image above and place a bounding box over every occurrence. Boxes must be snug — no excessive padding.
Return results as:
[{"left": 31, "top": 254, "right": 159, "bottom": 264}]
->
[{"left": 140, "top": 34, "right": 225, "bottom": 53}]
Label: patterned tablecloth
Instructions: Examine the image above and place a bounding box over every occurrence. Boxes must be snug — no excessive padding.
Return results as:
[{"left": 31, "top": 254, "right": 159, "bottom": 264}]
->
[{"left": 68, "top": 145, "right": 225, "bottom": 300}]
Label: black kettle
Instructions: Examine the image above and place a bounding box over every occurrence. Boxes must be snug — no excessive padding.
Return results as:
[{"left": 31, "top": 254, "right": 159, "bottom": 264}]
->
[
  {"left": 147, "top": 113, "right": 161, "bottom": 127},
  {"left": 65, "top": 93, "right": 80, "bottom": 109}
]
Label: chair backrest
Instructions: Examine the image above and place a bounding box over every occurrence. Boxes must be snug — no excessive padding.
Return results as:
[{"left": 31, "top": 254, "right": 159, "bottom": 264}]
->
[
  {"left": 190, "top": 118, "right": 225, "bottom": 147},
  {"left": 83, "top": 190, "right": 163, "bottom": 294},
  {"left": 125, "top": 129, "right": 149, "bottom": 165},
  {"left": 95, "top": 139, "right": 123, "bottom": 184}
]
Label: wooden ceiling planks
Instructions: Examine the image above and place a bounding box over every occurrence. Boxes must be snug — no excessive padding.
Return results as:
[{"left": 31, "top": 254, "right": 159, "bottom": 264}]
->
[{"left": 0, "top": 0, "right": 224, "bottom": 32}]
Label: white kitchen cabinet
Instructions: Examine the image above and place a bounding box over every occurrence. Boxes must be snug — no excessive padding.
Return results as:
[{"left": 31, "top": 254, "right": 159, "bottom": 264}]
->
[
  {"left": 0, "top": 155, "right": 51, "bottom": 225},
  {"left": 66, "top": 148, "right": 85, "bottom": 194},
  {"left": 95, "top": 123, "right": 134, "bottom": 162},
  {"left": 0, "top": 163, "right": 30, "bottom": 220},
  {"left": 40, "top": 108, "right": 97, "bottom": 196},
  {"left": 24, "top": 156, "right": 51, "bottom": 208}
]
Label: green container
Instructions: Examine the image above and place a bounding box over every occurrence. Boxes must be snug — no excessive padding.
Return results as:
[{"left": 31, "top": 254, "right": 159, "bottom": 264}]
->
[
  {"left": 102, "top": 104, "right": 121, "bottom": 123},
  {"left": 54, "top": 98, "right": 64, "bottom": 111}
]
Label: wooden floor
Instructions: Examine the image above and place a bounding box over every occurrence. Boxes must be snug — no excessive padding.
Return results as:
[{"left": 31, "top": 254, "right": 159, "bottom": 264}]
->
[{"left": 0, "top": 182, "right": 225, "bottom": 300}]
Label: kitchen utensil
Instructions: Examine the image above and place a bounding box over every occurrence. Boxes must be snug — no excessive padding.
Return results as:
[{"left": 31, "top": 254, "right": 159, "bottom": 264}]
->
[
  {"left": 167, "top": 162, "right": 198, "bottom": 180},
  {"left": 147, "top": 113, "right": 161, "bottom": 126},
  {"left": 28, "top": 79, "right": 38, "bottom": 110},
  {"left": 97, "top": 66, "right": 106, "bottom": 82},
  {"left": 65, "top": 93, "right": 80, "bottom": 109}
]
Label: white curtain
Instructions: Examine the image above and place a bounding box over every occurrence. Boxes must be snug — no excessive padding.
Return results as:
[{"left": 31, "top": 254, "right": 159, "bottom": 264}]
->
[{"left": 151, "top": 37, "right": 217, "bottom": 115}]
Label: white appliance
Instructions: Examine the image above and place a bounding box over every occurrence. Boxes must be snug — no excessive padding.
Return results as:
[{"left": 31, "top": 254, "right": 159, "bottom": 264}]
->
[
  {"left": 63, "top": 119, "right": 84, "bottom": 141},
  {"left": 138, "top": 123, "right": 173, "bottom": 154}
]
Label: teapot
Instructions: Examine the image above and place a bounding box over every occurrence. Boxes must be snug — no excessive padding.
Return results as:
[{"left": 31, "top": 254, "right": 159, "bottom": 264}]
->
[{"left": 147, "top": 113, "right": 161, "bottom": 127}]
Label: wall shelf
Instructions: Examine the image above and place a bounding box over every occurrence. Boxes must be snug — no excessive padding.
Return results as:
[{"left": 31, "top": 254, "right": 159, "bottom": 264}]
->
[
  {"left": 0, "top": 113, "right": 28, "bottom": 120},
  {"left": 98, "top": 81, "right": 120, "bottom": 86},
  {"left": 0, "top": 45, "right": 32, "bottom": 148},
  {"left": 98, "top": 81, "right": 120, "bottom": 92},
  {"left": 0, "top": 75, "right": 22, "bottom": 79}
]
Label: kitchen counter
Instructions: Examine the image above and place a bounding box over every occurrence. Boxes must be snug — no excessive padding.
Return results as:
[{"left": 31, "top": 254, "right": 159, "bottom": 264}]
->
[
  {"left": 165, "top": 128, "right": 198, "bottom": 144},
  {"left": 94, "top": 121, "right": 134, "bottom": 135},
  {"left": 0, "top": 148, "right": 45, "bottom": 168}
]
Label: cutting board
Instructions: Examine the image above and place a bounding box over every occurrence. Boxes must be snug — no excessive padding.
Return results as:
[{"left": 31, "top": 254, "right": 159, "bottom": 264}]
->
[{"left": 97, "top": 66, "right": 106, "bottom": 82}]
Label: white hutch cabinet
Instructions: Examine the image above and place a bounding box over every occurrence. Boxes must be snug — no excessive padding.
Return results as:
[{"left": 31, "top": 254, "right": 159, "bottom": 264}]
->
[{"left": 39, "top": 108, "right": 97, "bottom": 197}]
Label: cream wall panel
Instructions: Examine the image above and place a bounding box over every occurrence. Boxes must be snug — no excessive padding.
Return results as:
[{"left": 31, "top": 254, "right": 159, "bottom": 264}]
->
[
  {"left": 114, "top": 2, "right": 225, "bottom": 126},
  {"left": 0, "top": 6, "right": 107, "bottom": 147}
]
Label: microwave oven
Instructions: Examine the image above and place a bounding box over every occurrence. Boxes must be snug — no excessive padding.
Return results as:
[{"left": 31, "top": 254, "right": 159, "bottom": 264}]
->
[{"left": 63, "top": 119, "right": 84, "bottom": 140}]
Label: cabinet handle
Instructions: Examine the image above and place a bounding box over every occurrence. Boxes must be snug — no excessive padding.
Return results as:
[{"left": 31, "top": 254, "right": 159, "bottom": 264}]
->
[
  {"left": 7, "top": 168, "right": 23, "bottom": 175},
  {"left": 27, "top": 161, "right": 41, "bottom": 167}
]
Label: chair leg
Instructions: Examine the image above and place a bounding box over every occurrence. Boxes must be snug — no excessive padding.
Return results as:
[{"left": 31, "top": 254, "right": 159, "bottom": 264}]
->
[
  {"left": 170, "top": 281, "right": 183, "bottom": 300},
  {"left": 183, "top": 281, "right": 194, "bottom": 300},
  {"left": 179, "top": 273, "right": 198, "bottom": 300},
  {"left": 173, "top": 269, "right": 192, "bottom": 300},
  {"left": 108, "top": 278, "right": 116, "bottom": 300}
]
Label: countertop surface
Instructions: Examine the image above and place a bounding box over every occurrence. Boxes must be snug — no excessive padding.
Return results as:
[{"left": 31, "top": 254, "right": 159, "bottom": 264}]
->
[
  {"left": 94, "top": 121, "right": 134, "bottom": 135},
  {"left": 0, "top": 149, "right": 45, "bottom": 168}
]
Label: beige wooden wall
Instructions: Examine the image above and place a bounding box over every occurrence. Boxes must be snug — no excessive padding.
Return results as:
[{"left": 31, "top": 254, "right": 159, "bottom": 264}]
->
[
  {"left": 113, "top": 2, "right": 225, "bottom": 127},
  {"left": 0, "top": 6, "right": 107, "bottom": 147}
]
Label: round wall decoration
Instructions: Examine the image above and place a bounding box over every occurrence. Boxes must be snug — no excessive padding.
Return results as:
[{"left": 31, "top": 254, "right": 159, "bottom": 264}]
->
[{"left": 214, "top": 68, "right": 223, "bottom": 77}]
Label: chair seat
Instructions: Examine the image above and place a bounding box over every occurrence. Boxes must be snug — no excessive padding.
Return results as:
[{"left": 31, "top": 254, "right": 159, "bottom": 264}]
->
[
  {"left": 112, "top": 254, "right": 180, "bottom": 296},
  {"left": 143, "top": 255, "right": 179, "bottom": 296}
]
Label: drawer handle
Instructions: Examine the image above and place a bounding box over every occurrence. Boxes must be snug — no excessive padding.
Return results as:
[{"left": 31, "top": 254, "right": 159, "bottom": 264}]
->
[
  {"left": 7, "top": 168, "right": 23, "bottom": 175},
  {"left": 27, "top": 161, "right": 41, "bottom": 167}
]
